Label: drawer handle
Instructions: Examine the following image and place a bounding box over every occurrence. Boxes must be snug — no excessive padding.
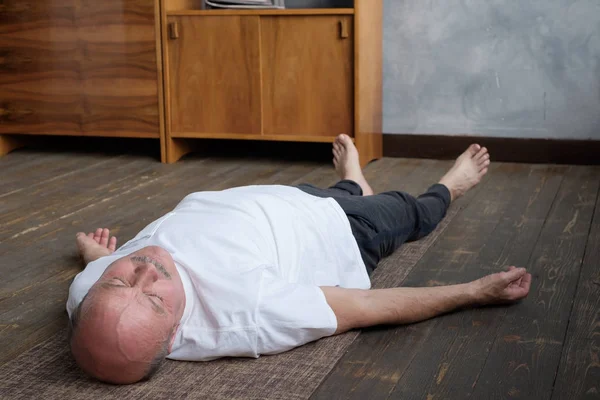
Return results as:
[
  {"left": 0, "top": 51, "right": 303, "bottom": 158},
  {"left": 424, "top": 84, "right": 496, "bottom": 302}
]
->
[{"left": 169, "top": 22, "right": 179, "bottom": 40}]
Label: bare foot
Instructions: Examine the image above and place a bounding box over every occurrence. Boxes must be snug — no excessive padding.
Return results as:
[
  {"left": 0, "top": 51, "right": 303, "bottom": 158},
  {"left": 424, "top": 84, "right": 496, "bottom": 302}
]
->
[
  {"left": 438, "top": 144, "right": 490, "bottom": 201},
  {"left": 76, "top": 228, "right": 118, "bottom": 265},
  {"left": 332, "top": 134, "right": 374, "bottom": 196}
]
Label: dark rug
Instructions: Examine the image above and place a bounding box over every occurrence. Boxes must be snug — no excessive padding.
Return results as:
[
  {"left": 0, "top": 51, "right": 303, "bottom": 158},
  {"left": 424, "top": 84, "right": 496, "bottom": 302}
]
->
[{"left": 0, "top": 206, "right": 461, "bottom": 400}]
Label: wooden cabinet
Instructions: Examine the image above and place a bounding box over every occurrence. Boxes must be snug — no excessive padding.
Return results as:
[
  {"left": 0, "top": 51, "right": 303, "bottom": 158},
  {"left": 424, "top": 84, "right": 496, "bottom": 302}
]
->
[
  {"left": 260, "top": 16, "right": 353, "bottom": 137},
  {"left": 162, "top": 1, "right": 382, "bottom": 166},
  {"left": 0, "top": 0, "right": 163, "bottom": 157}
]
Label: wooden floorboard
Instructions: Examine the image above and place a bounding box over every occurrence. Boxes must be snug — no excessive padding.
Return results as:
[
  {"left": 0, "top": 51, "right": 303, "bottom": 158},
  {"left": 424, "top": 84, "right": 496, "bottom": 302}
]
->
[
  {"left": 1, "top": 148, "right": 598, "bottom": 400},
  {"left": 550, "top": 170, "right": 600, "bottom": 399},
  {"left": 311, "top": 162, "right": 519, "bottom": 399},
  {"left": 469, "top": 165, "right": 600, "bottom": 399},
  {"left": 388, "top": 164, "right": 566, "bottom": 400}
]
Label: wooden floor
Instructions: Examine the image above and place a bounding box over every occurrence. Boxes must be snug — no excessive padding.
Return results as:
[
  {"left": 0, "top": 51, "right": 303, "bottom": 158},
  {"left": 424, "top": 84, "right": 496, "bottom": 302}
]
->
[{"left": 1, "top": 144, "right": 599, "bottom": 399}]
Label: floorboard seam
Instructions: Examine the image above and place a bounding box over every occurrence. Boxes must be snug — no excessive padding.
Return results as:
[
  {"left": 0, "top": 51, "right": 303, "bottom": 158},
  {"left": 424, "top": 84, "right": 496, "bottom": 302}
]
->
[
  {"left": 548, "top": 178, "right": 600, "bottom": 399},
  {"left": 378, "top": 175, "right": 499, "bottom": 400},
  {"left": 467, "top": 166, "right": 568, "bottom": 396},
  {"left": 0, "top": 156, "right": 124, "bottom": 199}
]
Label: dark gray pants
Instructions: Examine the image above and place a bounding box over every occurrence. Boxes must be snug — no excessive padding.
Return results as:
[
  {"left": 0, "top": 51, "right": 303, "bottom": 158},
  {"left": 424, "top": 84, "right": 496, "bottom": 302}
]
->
[{"left": 297, "top": 180, "right": 451, "bottom": 275}]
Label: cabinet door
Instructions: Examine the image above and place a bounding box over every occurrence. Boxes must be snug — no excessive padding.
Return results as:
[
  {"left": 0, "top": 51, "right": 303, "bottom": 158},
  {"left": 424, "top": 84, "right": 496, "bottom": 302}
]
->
[
  {"left": 261, "top": 16, "right": 353, "bottom": 138},
  {"left": 166, "top": 16, "right": 261, "bottom": 135}
]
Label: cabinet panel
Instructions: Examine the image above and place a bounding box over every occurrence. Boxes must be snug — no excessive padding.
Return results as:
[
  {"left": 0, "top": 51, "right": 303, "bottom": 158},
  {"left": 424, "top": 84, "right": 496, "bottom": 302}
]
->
[
  {"left": 76, "top": 0, "right": 160, "bottom": 137},
  {"left": 0, "top": 1, "right": 81, "bottom": 135},
  {"left": 0, "top": 0, "right": 161, "bottom": 138},
  {"left": 261, "top": 16, "right": 353, "bottom": 137},
  {"left": 167, "top": 16, "right": 261, "bottom": 135}
]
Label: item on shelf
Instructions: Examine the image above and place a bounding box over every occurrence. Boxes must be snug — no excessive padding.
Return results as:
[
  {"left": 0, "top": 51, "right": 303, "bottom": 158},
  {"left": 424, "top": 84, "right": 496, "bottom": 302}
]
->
[{"left": 204, "top": 0, "right": 285, "bottom": 9}]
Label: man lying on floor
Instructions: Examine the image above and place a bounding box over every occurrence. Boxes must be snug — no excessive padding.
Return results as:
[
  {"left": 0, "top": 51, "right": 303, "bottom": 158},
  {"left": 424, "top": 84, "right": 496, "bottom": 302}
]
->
[{"left": 67, "top": 135, "right": 532, "bottom": 384}]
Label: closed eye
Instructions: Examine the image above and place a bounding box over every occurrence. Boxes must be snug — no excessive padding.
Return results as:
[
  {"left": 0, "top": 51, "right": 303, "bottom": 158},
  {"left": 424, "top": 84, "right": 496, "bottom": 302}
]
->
[{"left": 111, "top": 277, "right": 128, "bottom": 286}]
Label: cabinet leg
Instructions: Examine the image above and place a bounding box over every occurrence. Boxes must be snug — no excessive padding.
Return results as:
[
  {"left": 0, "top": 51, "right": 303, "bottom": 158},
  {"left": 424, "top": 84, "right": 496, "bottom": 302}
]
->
[
  {"left": 356, "top": 133, "right": 383, "bottom": 168},
  {"left": 164, "top": 137, "right": 193, "bottom": 163},
  {"left": 0, "top": 135, "right": 26, "bottom": 157}
]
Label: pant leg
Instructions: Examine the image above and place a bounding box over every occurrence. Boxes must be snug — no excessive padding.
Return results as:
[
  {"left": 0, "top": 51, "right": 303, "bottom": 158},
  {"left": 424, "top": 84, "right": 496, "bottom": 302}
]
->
[
  {"left": 334, "top": 184, "right": 451, "bottom": 275},
  {"left": 296, "top": 179, "right": 363, "bottom": 198}
]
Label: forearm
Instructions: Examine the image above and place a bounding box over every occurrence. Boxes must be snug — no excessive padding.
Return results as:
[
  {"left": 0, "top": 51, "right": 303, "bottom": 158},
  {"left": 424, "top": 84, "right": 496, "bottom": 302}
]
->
[
  {"left": 321, "top": 283, "right": 477, "bottom": 334},
  {"left": 321, "top": 267, "right": 531, "bottom": 335},
  {"left": 360, "top": 284, "right": 476, "bottom": 327}
]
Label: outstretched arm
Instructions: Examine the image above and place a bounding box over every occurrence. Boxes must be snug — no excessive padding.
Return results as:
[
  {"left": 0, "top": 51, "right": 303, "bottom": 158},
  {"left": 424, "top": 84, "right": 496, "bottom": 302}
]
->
[{"left": 320, "top": 266, "right": 532, "bottom": 335}]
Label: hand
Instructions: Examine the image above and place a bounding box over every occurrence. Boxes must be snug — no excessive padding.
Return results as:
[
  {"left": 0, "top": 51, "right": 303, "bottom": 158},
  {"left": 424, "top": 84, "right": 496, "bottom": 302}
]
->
[{"left": 470, "top": 266, "right": 532, "bottom": 305}]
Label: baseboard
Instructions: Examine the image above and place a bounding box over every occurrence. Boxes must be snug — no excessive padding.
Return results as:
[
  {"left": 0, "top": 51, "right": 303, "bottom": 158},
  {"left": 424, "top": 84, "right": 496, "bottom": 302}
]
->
[{"left": 382, "top": 134, "right": 600, "bottom": 165}]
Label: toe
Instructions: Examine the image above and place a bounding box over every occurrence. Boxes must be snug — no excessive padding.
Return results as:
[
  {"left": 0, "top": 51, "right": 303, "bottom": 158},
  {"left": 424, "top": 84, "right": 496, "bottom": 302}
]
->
[
  {"left": 479, "top": 167, "right": 489, "bottom": 177},
  {"left": 339, "top": 134, "right": 353, "bottom": 147},
  {"left": 475, "top": 147, "right": 488, "bottom": 160},
  {"left": 467, "top": 144, "right": 481, "bottom": 156},
  {"left": 480, "top": 159, "right": 491, "bottom": 171},
  {"left": 94, "top": 228, "right": 102, "bottom": 242}
]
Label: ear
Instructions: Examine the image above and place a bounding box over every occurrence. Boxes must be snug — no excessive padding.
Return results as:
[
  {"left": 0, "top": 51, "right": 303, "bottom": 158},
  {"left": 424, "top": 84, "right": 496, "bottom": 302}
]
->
[{"left": 168, "top": 323, "right": 180, "bottom": 353}]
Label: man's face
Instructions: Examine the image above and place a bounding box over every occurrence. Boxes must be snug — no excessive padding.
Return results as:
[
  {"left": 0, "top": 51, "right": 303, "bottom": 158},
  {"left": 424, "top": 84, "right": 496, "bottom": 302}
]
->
[
  {"left": 72, "top": 245, "right": 188, "bottom": 384},
  {"left": 93, "top": 246, "right": 185, "bottom": 328}
]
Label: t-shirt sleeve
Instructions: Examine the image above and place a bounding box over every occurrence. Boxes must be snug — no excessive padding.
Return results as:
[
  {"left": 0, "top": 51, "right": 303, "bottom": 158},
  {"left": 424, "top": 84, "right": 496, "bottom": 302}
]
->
[{"left": 256, "top": 272, "right": 338, "bottom": 355}]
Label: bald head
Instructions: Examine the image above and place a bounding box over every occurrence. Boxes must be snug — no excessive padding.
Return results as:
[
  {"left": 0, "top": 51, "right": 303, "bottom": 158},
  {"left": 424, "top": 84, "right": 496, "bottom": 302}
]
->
[
  {"left": 69, "top": 246, "right": 187, "bottom": 384},
  {"left": 70, "top": 288, "right": 172, "bottom": 384}
]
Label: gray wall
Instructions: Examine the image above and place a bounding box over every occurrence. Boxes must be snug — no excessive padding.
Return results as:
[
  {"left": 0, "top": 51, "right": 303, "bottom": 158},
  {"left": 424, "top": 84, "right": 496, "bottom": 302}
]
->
[{"left": 383, "top": 0, "right": 600, "bottom": 139}]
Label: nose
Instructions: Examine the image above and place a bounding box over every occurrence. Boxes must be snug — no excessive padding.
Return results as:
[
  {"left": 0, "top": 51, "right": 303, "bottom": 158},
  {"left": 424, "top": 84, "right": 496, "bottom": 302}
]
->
[{"left": 133, "top": 263, "right": 159, "bottom": 287}]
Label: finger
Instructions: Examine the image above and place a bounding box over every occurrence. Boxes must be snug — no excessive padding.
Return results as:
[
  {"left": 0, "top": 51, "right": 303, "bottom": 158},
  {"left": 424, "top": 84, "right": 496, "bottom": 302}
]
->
[
  {"left": 520, "top": 272, "right": 532, "bottom": 289},
  {"left": 507, "top": 266, "right": 516, "bottom": 271},
  {"left": 94, "top": 228, "right": 102, "bottom": 242},
  {"left": 503, "top": 267, "right": 527, "bottom": 283},
  {"left": 100, "top": 228, "right": 110, "bottom": 246},
  {"left": 87, "top": 232, "right": 94, "bottom": 239},
  {"left": 108, "top": 236, "right": 117, "bottom": 252}
]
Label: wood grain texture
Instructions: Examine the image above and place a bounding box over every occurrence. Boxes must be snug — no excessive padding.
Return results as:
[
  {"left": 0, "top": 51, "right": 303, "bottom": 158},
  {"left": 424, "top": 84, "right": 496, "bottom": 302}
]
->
[
  {"left": 354, "top": 0, "right": 383, "bottom": 167},
  {"left": 0, "top": 1, "right": 80, "bottom": 135},
  {"left": 551, "top": 178, "right": 600, "bottom": 399},
  {"left": 166, "top": 15, "right": 262, "bottom": 135},
  {"left": 0, "top": 0, "right": 160, "bottom": 139},
  {"left": 387, "top": 164, "right": 566, "bottom": 400},
  {"left": 470, "top": 166, "right": 600, "bottom": 400},
  {"left": 171, "top": 132, "right": 346, "bottom": 142},
  {"left": 165, "top": 0, "right": 204, "bottom": 12},
  {"left": 76, "top": 0, "right": 160, "bottom": 138},
  {"left": 261, "top": 16, "right": 354, "bottom": 138}
]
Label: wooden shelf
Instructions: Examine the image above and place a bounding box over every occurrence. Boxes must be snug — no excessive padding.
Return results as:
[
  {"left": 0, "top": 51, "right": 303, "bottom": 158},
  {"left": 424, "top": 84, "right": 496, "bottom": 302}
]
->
[
  {"left": 167, "top": 8, "right": 354, "bottom": 16},
  {"left": 170, "top": 132, "right": 350, "bottom": 143}
]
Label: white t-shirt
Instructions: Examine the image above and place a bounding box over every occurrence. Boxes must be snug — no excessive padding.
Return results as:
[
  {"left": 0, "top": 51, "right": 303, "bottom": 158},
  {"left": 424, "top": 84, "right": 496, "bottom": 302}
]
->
[{"left": 66, "top": 185, "right": 370, "bottom": 361}]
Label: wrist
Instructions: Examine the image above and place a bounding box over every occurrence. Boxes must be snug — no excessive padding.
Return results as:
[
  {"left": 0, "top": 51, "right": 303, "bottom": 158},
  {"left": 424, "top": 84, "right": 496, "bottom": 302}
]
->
[{"left": 464, "top": 281, "right": 481, "bottom": 305}]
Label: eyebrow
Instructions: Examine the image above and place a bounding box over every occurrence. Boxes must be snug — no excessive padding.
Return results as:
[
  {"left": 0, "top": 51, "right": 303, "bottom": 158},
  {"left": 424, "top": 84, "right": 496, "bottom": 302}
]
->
[{"left": 100, "top": 281, "right": 166, "bottom": 315}]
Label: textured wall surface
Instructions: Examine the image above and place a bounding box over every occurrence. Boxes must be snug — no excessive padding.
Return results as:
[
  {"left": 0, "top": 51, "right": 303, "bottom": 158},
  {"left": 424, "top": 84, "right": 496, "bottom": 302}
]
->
[{"left": 383, "top": 0, "right": 600, "bottom": 138}]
